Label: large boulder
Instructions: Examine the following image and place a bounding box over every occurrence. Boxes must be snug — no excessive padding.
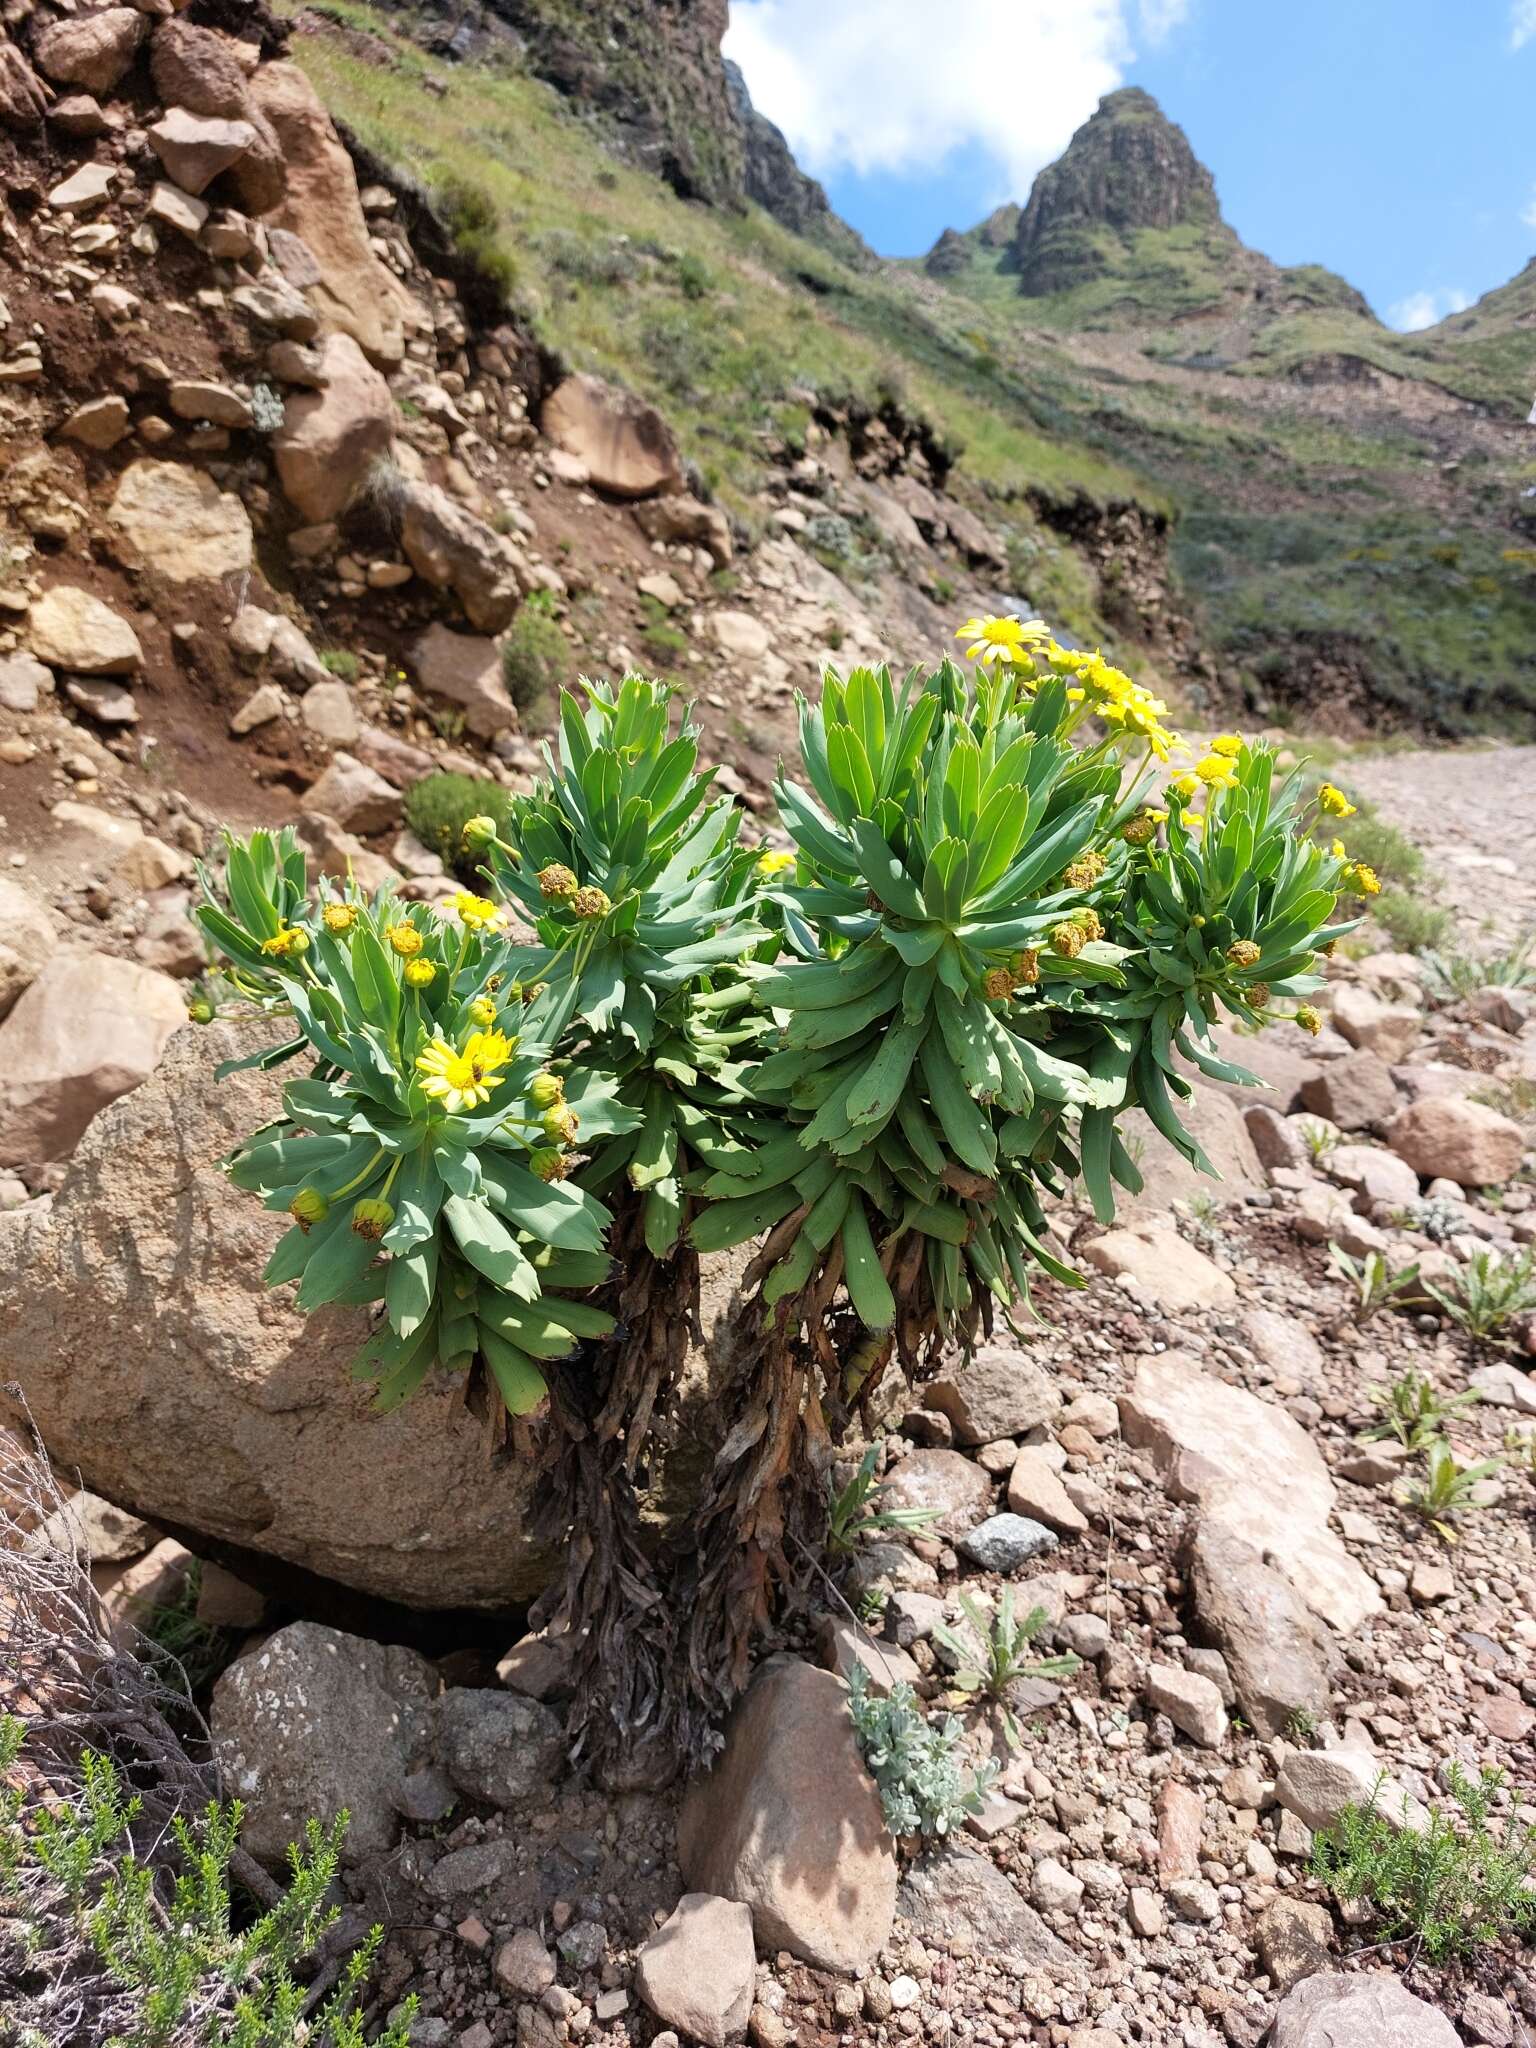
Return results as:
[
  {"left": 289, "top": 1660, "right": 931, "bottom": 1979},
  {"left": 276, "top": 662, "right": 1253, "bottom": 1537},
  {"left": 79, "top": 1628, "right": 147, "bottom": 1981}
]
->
[
  {"left": 211, "top": 1622, "right": 437, "bottom": 1868},
  {"left": 542, "top": 374, "right": 682, "bottom": 499},
  {"left": 410, "top": 623, "right": 516, "bottom": 739},
  {"left": 1386, "top": 1095, "right": 1524, "bottom": 1189},
  {"left": 247, "top": 61, "right": 407, "bottom": 364},
  {"left": 272, "top": 332, "right": 395, "bottom": 524},
  {"left": 108, "top": 461, "right": 253, "bottom": 583},
  {"left": 1186, "top": 1519, "right": 1332, "bottom": 1738},
  {"left": 1082, "top": 1220, "right": 1236, "bottom": 1311},
  {"left": 147, "top": 19, "right": 284, "bottom": 215},
  {"left": 34, "top": 10, "right": 143, "bottom": 94},
  {"left": 27, "top": 585, "right": 141, "bottom": 675},
  {"left": 0, "top": 952, "right": 185, "bottom": 1166},
  {"left": 398, "top": 481, "right": 522, "bottom": 634},
  {"left": 0, "top": 1020, "right": 550, "bottom": 1607},
  {"left": 1269, "top": 1973, "right": 1457, "bottom": 2047},
  {"left": 677, "top": 1658, "right": 896, "bottom": 1973},
  {"left": 0, "top": 879, "right": 57, "bottom": 1020},
  {"left": 1120, "top": 1351, "right": 1378, "bottom": 1634}
]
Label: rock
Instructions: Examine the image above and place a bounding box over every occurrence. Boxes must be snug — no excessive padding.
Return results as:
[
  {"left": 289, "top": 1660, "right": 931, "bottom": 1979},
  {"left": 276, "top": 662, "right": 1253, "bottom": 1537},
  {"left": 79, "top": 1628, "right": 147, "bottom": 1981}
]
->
[
  {"left": 1166, "top": 1876, "right": 1220, "bottom": 1923},
  {"left": 1127, "top": 1887, "right": 1163, "bottom": 1938},
  {"left": 1408, "top": 1559, "right": 1454, "bottom": 1605},
  {"left": 299, "top": 680, "right": 360, "bottom": 746},
  {"left": 0, "top": 879, "right": 57, "bottom": 1020},
  {"left": 410, "top": 623, "right": 516, "bottom": 740},
  {"left": 232, "top": 279, "right": 318, "bottom": 339},
  {"left": 1114, "top": 1088, "right": 1263, "bottom": 1217},
  {"left": 1239, "top": 1307, "right": 1324, "bottom": 1385},
  {"left": 272, "top": 332, "right": 395, "bottom": 523},
  {"left": 63, "top": 395, "right": 131, "bottom": 450},
  {"left": 677, "top": 1659, "right": 896, "bottom": 1973},
  {"left": 1386, "top": 1096, "right": 1523, "bottom": 1189},
  {"left": 1006, "top": 1448, "right": 1088, "bottom": 1535},
  {"left": 211, "top": 1622, "right": 435, "bottom": 1868},
  {"left": 147, "top": 107, "right": 255, "bottom": 194},
  {"left": 0, "top": 1020, "right": 550, "bottom": 1607},
  {"left": 877, "top": 1448, "right": 993, "bottom": 1538},
  {"left": 35, "top": 10, "right": 144, "bottom": 93},
  {"left": 633, "top": 492, "right": 733, "bottom": 565},
  {"left": 40, "top": 1488, "right": 156, "bottom": 1564},
  {"left": 247, "top": 62, "right": 407, "bottom": 364},
  {"left": 635, "top": 1895, "right": 755, "bottom": 2048},
  {"left": 1469, "top": 1360, "right": 1536, "bottom": 1415},
  {"left": 149, "top": 18, "right": 249, "bottom": 117},
  {"left": 168, "top": 379, "right": 253, "bottom": 429},
  {"left": 230, "top": 682, "right": 286, "bottom": 735},
  {"left": 431, "top": 1688, "right": 564, "bottom": 1808},
  {"left": 1155, "top": 1778, "right": 1203, "bottom": 1879},
  {"left": 0, "top": 952, "right": 184, "bottom": 1166},
  {"left": 1329, "top": 984, "right": 1420, "bottom": 1061},
  {"left": 1326, "top": 1142, "right": 1420, "bottom": 1208},
  {"left": 353, "top": 726, "right": 436, "bottom": 789},
  {"left": 957, "top": 1513, "right": 1057, "bottom": 1571},
  {"left": 1082, "top": 1222, "right": 1236, "bottom": 1310},
  {"left": 637, "top": 570, "right": 685, "bottom": 609},
  {"left": 710, "top": 610, "right": 771, "bottom": 661},
  {"left": 1298, "top": 1052, "right": 1399, "bottom": 1132},
  {"left": 67, "top": 676, "right": 138, "bottom": 727},
  {"left": 925, "top": 1344, "right": 1061, "bottom": 1445},
  {"left": 108, "top": 461, "right": 253, "bottom": 583},
  {"left": 494, "top": 1629, "right": 571, "bottom": 1702},
  {"left": 101, "top": 1537, "right": 193, "bottom": 1647},
  {"left": 1145, "top": 1664, "right": 1226, "bottom": 1748},
  {"left": 48, "top": 162, "right": 117, "bottom": 214},
  {"left": 494, "top": 1929, "right": 557, "bottom": 1997},
  {"left": 28, "top": 587, "right": 141, "bottom": 675},
  {"left": 1254, "top": 1897, "right": 1333, "bottom": 1993},
  {"left": 398, "top": 481, "right": 522, "bottom": 634},
  {"left": 1121, "top": 1351, "right": 1379, "bottom": 1634},
  {"left": 1269, "top": 1972, "right": 1459, "bottom": 2047},
  {"left": 195, "top": 1561, "right": 269, "bottom": 1629},
  {"left": 301, "top": 753, "right": 401, "bottom": 835},
  {"left": 1291, "top": 1180, "right": 1357, "bottom": 1245},
  {"left": 1275, "top": 1748, "right": 1427, "bottom": 1834},
  {"left": 816, "top": 1616, "right": 919, "bottom": 1695},
  {"left": 1030, "top": 1858, "right": 1083, "bottom": 1913},
  {"left": 1187, "top": 1520, "right": 1332, "bottom": 1739},
  {"left": 542, "top": 373, "right": 682, "bottom": 499},
  {"left": 146, "top": 180, "right": 209, "bottom": 240},
  {"left": 899, "top": 1845, "right": 1081, "bottom": 1978},
  {"left": 1245, "top": 1102, "right": 1307, "bottom": 1172},
  {"left": 0, "top": 655, "right": 51, "bottom": 714}
]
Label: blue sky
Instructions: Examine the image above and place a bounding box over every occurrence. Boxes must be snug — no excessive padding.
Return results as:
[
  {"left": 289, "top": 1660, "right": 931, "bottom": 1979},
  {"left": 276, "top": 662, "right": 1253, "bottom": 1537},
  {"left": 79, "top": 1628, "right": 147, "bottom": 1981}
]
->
[{"left": 724, "top": 0, "right": 1536, "bottom": 330}]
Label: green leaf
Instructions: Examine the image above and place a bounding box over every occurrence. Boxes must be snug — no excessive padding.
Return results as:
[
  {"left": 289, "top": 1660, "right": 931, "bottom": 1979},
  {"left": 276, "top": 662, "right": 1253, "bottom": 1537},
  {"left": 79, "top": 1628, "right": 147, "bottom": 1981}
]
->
[{"left": 443, "top": 1195, "right": 540, "bottom": 1299}]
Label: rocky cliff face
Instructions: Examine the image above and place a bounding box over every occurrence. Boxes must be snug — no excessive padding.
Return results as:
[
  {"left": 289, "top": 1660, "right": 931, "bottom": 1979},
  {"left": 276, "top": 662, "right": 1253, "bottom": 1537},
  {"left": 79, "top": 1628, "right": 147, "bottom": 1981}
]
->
[{"left": 1013, "top": 87, "right": 1231, "bottom": 295}]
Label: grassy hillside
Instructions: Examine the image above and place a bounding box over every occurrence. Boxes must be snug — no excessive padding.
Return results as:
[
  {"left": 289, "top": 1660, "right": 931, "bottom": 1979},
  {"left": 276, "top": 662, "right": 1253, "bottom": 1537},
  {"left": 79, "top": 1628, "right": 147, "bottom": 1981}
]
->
[{"left": 290, "top": 3, "right": 1536, "bottom": 734}]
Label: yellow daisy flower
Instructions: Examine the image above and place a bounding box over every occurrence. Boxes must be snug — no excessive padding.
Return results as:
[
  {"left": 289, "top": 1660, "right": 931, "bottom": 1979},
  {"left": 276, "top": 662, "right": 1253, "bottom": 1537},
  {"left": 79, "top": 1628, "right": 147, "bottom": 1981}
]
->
[
  {"left": 1195, "top": 752, "right": 1238, "bottom": 790},
  {"left": 955, "top": 614, "right": 1050, "bottom": 667},
  {"left": 454, "top": 891, "right": 503, "bottom": 931},
  {"left": 1210, "top": 734, "right": 1243, "bottom": 757},
  {"left": 415, "top": 1028, "right": 515, "bottom": 1115},
  {"left": 1318, "top": 783, "right": 1357, "bottom": 819}
]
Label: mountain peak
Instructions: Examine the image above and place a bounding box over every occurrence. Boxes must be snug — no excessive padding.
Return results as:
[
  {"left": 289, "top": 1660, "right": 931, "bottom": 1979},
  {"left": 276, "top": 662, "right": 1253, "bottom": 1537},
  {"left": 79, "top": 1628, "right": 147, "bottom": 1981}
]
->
[{"left": 1013, "top": 86, "right": 1227, "bottom": 296}]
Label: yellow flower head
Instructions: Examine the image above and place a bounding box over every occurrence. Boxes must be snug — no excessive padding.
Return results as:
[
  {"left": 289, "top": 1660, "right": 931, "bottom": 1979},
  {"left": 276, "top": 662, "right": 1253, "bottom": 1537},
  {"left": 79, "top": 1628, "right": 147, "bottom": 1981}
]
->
[
  {"left": 261, "top": 926, "right": 309, "bottom": 959},
  {"left": 1061, "top": 850, "right": 1107, "bottom": 892},
  {"left": 454, "top": 891, "right": 502, "bottom": 932},
  {"left": 404, "top": 958, "right": 437, "bottom": 987},
  {"left": 955, "top": 614, "right": 1050, "bottom": 667},
  {"left": 1171, "top": 772, "right": 1200, "bottom": 801},
  {"left": 1330, "top": 839, "right": 1348, "bottom": 860},
  {"left": 468, "top": 995, "right": 498, "bottom": 1027},
  {"left": 1210, "top": 734, "right": 1243, "bottom": 758},
  {"left": 1295, "top": 1004, "right": 1323, "bottom": 1036},
  {"left": 415, "top": 1027, "right": 515, "bottom": 1115},
  {"left": 387, "top": 921, "right": 423, "bottom": 958},
  {"left": 1318, "top": 783, "right": 1357, "bottom": 819},
  {"left": 1090, "top": 666, "right": 1180, "bottom": 761},
  {"left": 1345, "top": 861, "right": 1381, "bottom": 897},
  {"left": 1195, "top": 752, "right": 1238, "bottom": 790},
  {"left": 322, "top": 903, "right": 357, "bottom": 935},
  {"left": 755, "top": 848, "right": 797, "bottom": 879}
]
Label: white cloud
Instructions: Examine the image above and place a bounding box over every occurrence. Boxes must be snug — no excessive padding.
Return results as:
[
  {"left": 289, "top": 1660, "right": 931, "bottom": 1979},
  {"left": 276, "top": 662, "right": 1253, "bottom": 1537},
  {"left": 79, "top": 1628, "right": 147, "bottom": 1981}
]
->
[
  {"left": 1389, "top": 287, "right": 1471, "bottom": 332},
  {"left": 1511, "top": 0, "right": 1536, "bottom": 48},
  {"left": 1522, "top": 183, "right": 1536, "bottom": 228},
  {"left": 723, "top": 0, "right": 1190, "bottom": 202}
]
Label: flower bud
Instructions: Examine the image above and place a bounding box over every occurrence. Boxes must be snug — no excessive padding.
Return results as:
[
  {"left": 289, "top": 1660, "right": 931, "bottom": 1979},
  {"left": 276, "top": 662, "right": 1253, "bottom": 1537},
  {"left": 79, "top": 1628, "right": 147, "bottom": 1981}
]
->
[
  {"left": 537, "top": 863, "right": 578, "bottom": 900},
  {"left": 469, "top": 996, "right": 498, "bottom": 1027},
  {"left": 1061, "top": 850, "right": 1106, "bottom": 891},
  {"left": 187, "top": 997, "right": 215, "bottom": 1025},
  {"left": 1295, "top": 1004, "right": 1322, "bottom": 1036},
  {"left": 322, "top": 903, "right": 357, "bottom": 935},
  {"left": 541, "top": 1105, "right": 579, "bottom": 1145},
  {"left": 461, "top": 814, "right": 499, "bottom": 849},
  {"left": 1121, "top": 811, "right": 1156, "bottom": 847},
  {"left": 1049, "top": 921, "right": 1085, "bottom": 958},
  {"left": 529, "top": 1146, "right": 567, "bottom": 1182},
  {"left": 1011, "top": 948, "right": 1041, "bottom": 986},
  {"left": 1226, "top": 940, "right": 1262, "bottom": 968},
  {"left": 284, "top": 928, "right": 311, "bottom": 957},
  {"left": 404, "top": 958, "right": 437, "bottom": 987},
  {"left": 982, "top": 967, "right": 1016, "bottom": 1001},
  {"left": 386, "top": 922, "right": 423, "bottom": 958},
  {"left": 350, "top": 1197, "right": 395, "bottom": 1240},
  {"left": 570, "top": 885, "right": 611, "bottom": 921},
  {"left": 1247, "top": 983, "right": 1272, "bottom": 1008},
  {"left": 529, "top": 1072, "right": 564, "bottom": 1109},
  {"left": 1072, "top": 906, "right": 1103, "bottom": 943},
  {"left": 290, "top": 1187, "right": 330, "bottom": 1232}
]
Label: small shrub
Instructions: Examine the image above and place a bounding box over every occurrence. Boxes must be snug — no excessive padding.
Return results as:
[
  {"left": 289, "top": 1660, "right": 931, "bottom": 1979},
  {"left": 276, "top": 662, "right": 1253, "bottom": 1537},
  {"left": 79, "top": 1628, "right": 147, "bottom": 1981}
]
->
[
  {"left": 404, "top": 771, "right": 513, "bottom": 880},
  {"left": 932, "top": 1588, "right": 1079, "bottom": 1702},
  {"left": 319, "top": 649, "right": 361, "bottom": 683},
  {"left": 826, "top": 1444, "right": 937, "bottom": 1556},
  {"left": 501, "top": 596, "right": 571, "bottom": 722},
  {"left": 1311, "top": 1763, "right": 1536, "bottom": 1962},
  {"left": 432, "top": 171, "right": 516, "bottom": 299},
  {"left": 1374, "top": 890, "right": 1452, "bottom": 954},
  {"left": 249, "top": 382, "right": 285, "bottom": 434},
  {"left": 639, "top": 595, "right": 688, "bottom": 667},
  {"left": 1398, "top": 1438, "right": 1502, "bottom": 1539},
  {"left": 1363, "top": 1368, "right": 1475, "bottom": 1450},
  {"left": 1422, "top": 933, "right": 1536, "bottom": 998},
  {"left": 1297, "top": 1117, "right": 1340, "bottom": 1162},
  {"left": 1329, "top": 1245, "right": 1427, "bottom": 1324},
  {"left": 846, "top": 1670, "right": 998, "bottom": 1839},
  {"left": 676, "top": 251, "right": 712, "bottom": 300},
  {"left": 134, "top": 1560, "right": 237, "bottom": 1696},
  {"left": 0, "top": 1716, "right": 412, "bottom": 2046},
  {"left": 1426, "top": 1247, "right": 1536, "bottom": 1341},
  {"left": 806, "top": 512, "right": 855, "bottom": 564}
]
